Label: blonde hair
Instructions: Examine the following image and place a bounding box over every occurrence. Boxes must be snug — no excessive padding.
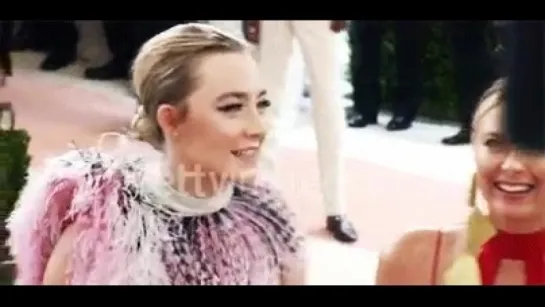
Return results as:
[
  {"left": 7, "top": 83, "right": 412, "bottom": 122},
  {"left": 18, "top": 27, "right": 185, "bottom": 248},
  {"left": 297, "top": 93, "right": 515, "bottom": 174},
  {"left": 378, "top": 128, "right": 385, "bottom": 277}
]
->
[
  {"left": 470, "top": 77, "right": 507, "bottom": 132},
  {"left": 468, "top": 77, "right": 508, "bottom": 208},
  {"left": 129, "top": 23, "right": 249, "bottom": 148}
]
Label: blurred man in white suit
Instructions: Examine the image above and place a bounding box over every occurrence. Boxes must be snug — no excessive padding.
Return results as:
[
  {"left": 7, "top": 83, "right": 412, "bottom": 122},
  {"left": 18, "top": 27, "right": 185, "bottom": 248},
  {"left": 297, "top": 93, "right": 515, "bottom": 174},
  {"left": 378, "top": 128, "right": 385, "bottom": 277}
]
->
[
  {"left": 244, "top": 20, "right": 358, "bottom": 243},
  {"left": 207, "top": 20, "right": 246, "bottom": 40},
  {"left": 207, "top": 20, "right": 306, "bottom": 100}
]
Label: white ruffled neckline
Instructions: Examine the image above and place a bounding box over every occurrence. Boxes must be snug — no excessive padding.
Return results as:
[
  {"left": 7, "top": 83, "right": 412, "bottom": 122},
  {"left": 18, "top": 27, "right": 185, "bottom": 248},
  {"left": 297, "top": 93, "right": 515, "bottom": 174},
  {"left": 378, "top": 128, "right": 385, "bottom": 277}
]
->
[
  {"left": 141, "top": 159, "right": 233, "bottom": 216},
  {"left": 92, "top": 133, "right": 233, "bottom": 216}
]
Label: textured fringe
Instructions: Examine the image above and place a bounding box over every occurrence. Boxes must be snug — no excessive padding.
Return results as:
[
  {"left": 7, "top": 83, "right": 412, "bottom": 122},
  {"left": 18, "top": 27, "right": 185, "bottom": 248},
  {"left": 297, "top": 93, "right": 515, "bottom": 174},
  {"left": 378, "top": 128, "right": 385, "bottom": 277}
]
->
[
  {"left": 7, "top": 149, "right": 173, "bottom": 284},
  {"left": 7, "top": 148, "right": 302, "bottom": 285}
]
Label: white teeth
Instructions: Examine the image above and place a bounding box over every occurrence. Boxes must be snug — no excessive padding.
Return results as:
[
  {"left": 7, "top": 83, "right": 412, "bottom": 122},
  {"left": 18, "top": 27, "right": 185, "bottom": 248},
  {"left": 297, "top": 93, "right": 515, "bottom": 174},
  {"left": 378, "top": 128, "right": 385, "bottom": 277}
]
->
[{"left": 495, "top": 183, "right": 533, "bottom": 194}]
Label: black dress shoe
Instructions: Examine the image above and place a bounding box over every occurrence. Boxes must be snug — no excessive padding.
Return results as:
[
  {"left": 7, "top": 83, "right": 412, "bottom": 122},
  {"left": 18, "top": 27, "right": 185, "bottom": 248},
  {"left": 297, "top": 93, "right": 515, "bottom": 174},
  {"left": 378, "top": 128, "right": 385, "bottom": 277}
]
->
[
  {"left": 326, "top": 215, "right": 358, "bottom": 243},
  {"left": 344, "top": 106, "right": 356, "bottom": 117},
  {"left": 386, "top": 116, "right": 412, "bottom": 131},
  {"left": 347, "top": 113, "right": 377, "bottom": 128},
  {"left": 441, "top": 129, "right": 470, "bottom": 145},
  {"left": 303, "top": 85, "right": 310, "bottom": 98},
  {"left": 84, "top": 60, "right": 129, "bottom": 80},
  {"left": 40, "top": 50, "right": 76, "bottom": 71}
]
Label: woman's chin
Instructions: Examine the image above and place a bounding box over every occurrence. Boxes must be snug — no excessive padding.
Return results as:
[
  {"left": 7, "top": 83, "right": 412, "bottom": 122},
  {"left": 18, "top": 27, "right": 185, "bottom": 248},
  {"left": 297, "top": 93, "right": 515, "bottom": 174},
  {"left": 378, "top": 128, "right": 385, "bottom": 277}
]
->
[{"left": 491, "top": 200, "right": 537, "bottom": 221}]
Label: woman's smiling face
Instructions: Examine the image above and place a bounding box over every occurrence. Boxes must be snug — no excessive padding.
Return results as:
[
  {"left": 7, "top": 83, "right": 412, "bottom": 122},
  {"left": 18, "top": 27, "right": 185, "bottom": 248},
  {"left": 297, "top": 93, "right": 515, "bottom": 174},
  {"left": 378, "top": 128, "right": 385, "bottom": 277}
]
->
[{"left": 473, "top": 92, "right": 545, "bottom": 233}]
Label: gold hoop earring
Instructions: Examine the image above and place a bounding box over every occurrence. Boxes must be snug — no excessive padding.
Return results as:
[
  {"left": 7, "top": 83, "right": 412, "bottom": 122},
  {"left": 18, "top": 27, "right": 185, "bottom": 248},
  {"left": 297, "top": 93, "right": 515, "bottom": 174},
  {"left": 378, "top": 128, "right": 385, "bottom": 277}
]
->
[{"left": 468, "top": 173, "right": 477, "bottom": 208}]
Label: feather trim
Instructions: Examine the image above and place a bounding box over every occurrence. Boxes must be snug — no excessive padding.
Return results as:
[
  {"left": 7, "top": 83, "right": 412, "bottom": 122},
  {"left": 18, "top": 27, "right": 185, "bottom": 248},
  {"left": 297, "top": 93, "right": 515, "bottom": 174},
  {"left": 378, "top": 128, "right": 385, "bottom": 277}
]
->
[{"left": 7, "top": 148, "right": 302, "bottom": 285}]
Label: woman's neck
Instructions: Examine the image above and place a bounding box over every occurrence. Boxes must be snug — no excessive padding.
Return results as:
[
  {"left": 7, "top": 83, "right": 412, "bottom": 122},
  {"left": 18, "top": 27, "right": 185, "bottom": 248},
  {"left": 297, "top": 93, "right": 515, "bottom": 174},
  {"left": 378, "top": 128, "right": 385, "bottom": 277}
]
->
[
  {"left": 490, "top": 212, "right": 545, "bottom": 234},
  {"left": 166, "top": 160, "right": 231, "bottom": 199},
  {"left": 141, "top": 158, "right": 233, "bottom": 216}
]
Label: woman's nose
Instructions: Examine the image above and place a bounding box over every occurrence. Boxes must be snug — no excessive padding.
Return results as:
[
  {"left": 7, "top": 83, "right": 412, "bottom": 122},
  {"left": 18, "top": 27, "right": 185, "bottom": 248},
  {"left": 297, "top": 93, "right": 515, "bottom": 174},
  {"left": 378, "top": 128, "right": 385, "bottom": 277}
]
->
[
  {"left": 245, "top": 111, "right": 267, "bottom": 138},
  {"left": 501, "top": 151, "right": 525, "bottom": 172}
]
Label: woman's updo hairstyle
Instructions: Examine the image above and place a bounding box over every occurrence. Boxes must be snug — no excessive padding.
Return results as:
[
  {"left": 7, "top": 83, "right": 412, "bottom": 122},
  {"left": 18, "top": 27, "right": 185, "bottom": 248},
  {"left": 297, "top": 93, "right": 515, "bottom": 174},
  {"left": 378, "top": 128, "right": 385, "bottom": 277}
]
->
[{"left": 130, "top": 23, "right": 249, "bottom": 148}]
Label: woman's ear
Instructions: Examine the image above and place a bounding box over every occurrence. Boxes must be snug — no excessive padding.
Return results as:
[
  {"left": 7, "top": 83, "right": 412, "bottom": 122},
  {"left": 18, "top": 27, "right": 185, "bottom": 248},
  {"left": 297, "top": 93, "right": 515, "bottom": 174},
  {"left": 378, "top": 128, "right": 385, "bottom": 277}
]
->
[{"left": 156, "top": 104, "right": 182, "bottom": 138}]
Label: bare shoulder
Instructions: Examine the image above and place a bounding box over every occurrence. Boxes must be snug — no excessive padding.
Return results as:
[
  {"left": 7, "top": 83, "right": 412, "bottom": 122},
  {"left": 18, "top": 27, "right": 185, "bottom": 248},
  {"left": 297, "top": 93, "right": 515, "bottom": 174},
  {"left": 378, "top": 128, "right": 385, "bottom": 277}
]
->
[{"left": 376, "top": 228, "right": 461, "bottom": 285}]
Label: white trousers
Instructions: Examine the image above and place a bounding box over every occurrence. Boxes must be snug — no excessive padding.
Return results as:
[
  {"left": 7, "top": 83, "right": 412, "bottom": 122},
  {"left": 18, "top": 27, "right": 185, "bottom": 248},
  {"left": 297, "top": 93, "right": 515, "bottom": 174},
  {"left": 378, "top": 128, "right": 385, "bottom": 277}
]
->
[
  {"left": 207, "top": 20, "right": 263, "bottom": 61},
  {"left": 259, "top": 20, "right": 345, "bottom": 216},
  {"left": 207, "top": 20, "right": 245, "bottom": 40}
]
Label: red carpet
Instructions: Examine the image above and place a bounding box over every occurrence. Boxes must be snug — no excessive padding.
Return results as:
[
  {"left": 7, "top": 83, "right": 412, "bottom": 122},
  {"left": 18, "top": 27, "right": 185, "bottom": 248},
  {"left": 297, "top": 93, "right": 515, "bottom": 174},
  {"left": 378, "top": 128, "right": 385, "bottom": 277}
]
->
[{"left": 1, "top": 72, "right": 470, "bottom": 252}]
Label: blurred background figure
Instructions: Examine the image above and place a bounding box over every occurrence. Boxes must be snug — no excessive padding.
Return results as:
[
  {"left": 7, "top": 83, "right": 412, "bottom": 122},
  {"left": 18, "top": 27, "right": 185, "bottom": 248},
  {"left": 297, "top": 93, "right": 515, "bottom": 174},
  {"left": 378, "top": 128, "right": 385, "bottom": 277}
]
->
[
  {"left": 207, "top": 20, "right": 245, "bottom": 40},
  {"left": 441, "top": 21, "right": 495, "bottom": 145},
  {"left": 13, "top": 21, "right": 79, "bottom": 71},
  {"left": 0, "top": 20, "right": 14, "bottom": 85},
  {"left": 39, "top": 21, "right": 79, "bottom": 71},
  {"left": 492, "top": 20, "right": 510, "bottom": 77},
  {"left": 347, "top": 21, "right": 426, "bottom": 131},
  {"left": 209, "top": 20, "right": 307, "bottom": 140},
  {"left": 85, "top": 21, "right": 194, "bottom": 80},
  {"left": 246, "top": 20, "right": 358, "bottom": 243}
]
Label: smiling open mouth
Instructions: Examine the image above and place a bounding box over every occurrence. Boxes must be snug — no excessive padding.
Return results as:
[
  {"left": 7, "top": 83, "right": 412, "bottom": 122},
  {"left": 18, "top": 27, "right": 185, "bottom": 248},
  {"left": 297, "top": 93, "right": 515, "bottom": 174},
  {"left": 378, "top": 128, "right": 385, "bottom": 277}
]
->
[{"left": 494, "top": 182, "right": 535, "bottom": 194}]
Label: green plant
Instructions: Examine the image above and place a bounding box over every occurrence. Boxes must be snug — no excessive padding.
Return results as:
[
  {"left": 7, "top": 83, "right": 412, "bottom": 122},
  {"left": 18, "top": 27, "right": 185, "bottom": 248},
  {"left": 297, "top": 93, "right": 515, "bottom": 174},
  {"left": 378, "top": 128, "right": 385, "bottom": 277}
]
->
[{"left": 0, "top": 129, "right": 31, "bottom": 219}]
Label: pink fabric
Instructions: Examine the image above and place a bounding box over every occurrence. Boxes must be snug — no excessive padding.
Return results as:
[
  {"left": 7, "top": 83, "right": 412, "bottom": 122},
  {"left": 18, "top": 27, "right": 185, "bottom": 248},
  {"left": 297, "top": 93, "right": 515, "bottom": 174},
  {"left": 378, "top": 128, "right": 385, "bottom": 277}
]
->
[
  {"left": 7, "top": 154, "right": 122, "bottom": 284},
  {"left": 7, "top": 150, "right": 303, "bottom": 285},
  {"left": 9, "top": 177, "right": 78, "bottom": 284}
]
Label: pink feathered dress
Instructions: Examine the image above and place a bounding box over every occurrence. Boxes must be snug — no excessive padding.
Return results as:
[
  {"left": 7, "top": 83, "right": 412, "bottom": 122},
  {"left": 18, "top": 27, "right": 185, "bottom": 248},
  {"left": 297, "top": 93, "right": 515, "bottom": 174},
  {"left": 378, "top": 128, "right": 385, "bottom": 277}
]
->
[{"left": 7, "top": 148, "right": 303, "bottom": 285}]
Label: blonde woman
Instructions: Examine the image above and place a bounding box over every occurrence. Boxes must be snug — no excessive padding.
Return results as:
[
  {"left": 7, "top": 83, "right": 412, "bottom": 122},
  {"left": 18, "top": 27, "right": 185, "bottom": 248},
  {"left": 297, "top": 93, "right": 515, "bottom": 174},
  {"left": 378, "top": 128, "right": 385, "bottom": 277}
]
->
[
  {"left": 7, "top": 23, "right": 305, "bottom": 285},
  {"left": 377, "top": 78, "right": 545, "bottom": 285}
]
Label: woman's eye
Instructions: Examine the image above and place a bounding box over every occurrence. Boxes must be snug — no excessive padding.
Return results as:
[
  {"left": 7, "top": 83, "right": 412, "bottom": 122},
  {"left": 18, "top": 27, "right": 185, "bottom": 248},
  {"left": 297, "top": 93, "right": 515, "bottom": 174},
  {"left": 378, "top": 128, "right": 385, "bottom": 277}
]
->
[
  {"left": 217, "top": 103, "right": 243, "bottom": 113},
  {"left": 484, "top": 138, "right": 504, "bottom": 149},
  {"left": 257, "top": 99, "right": 271, "bottom": 109}
]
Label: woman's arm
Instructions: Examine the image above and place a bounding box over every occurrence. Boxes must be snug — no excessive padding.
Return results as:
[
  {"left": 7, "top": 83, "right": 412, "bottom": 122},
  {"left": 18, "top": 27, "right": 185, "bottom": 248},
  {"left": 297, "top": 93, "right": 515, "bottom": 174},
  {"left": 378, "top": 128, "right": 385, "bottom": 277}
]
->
[
  {"left": 7, "top": 174, "right": 79, "bottom": 285},
  {"left": 42, "top": 224, "right": 79, "bottom": 285},
  {"left": 376, "top": 230, "right": 439, "bottom": 285},
  {"left": 7, "top": 149, "right": 110, "bottom": 285}
]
